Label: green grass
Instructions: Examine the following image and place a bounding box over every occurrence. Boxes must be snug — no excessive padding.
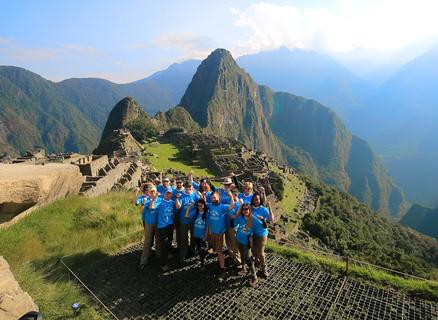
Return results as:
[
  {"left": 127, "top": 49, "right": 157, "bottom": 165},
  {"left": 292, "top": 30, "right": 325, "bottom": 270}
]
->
[
  {"left": 143, "top": 142, "right": 216, "bottom": 178},
  {"left": 1, "top": 191, "right": 436, "bottom": 319},
  {"left": 0, "top": 192, "right": 143, "bottom": 320},
  {"left": 268, "top": 242, "right": 438, "bottom": 301},
  {"left": 271, "top": 164, "right": 306, "bottom": 213}
]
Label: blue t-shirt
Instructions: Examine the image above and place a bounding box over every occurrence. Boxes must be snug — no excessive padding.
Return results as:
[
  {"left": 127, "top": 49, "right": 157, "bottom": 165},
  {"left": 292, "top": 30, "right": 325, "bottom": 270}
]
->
[
  {"left": 219, "top": 188, "right": 232, "bottom": 205},
  {"left": 252, "top": 206, "right": 270, "bottom": 237},
  {"left": 193, "top": 212, "right": 207, "bottom": 239},
  {"left": 192, "top": 181, "right": 200, "bottom": 191},
  {"left": 143, "top": 197, "right": 162, "bottom": 225},
  {"left": 179, "top": 192, "right": 201, "bottom": 224},
  {"left": 238, "top": 193, "right": 253, "bottom": 204},
  {"left": 207, "top": 203, "right": 232, "bottom": 234},
  {"left": 171, "top": 187, "right": 184, "bottom": 201},
  {"left": 157, "top": 199, "right": 175, "bottom": 229},
  {"left": 157, "top": 184, "right": 173, "bottom": 197},
  {"left": 226, "top": 201, "right": 240, "bottom": 229},
  {"left": 136, "top": 194, "right": 148, "bottom": 206},
  {"left": 234, "top": 215, "right": 253, "bottom": 245},
  {"left": 202, "top": 190, "right": 213, "bottom": 203}
]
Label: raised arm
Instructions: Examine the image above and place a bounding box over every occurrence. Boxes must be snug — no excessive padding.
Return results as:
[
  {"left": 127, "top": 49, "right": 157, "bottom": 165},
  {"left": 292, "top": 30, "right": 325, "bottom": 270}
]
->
[
  {"left": 228, "top": 190, "right": 235, "bottom": 211},
  {"left": 175, "top": 193, "right": 181, "bottom": 209},
  {"left": 230, "top": 201, "right": 243, "bottom": 219},
  {"left": 185, "top": 203, "right": 194, "bottom": 218},
  {"left": 149, "top": 193, "right": 159, "bottom": 209},
  {"left": 267, "top": 201, "right": 274, "bottom": 222}
]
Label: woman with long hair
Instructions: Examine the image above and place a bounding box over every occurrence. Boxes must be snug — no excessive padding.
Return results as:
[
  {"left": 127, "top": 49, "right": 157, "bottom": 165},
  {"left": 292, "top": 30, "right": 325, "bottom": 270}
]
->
[
  {"left": 231, "top": 203, "right": 258, "bottom": 287},
  {"left": 192, "top": 198, "right": 209, "bottom": 270},
  {"left": 250, "top": 192, "right": 274, "bottom": 279}
]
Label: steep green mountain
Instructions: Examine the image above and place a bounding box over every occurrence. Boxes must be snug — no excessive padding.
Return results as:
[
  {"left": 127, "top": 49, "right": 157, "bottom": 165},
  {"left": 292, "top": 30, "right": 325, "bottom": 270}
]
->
[
  {"left": 180, "top": 49, "right": 282, "bottom": 159},
  {"left": 302, "top": 179, "right": 438, "bottom": 277},
  {"left": 178, "top": 49, "right": 407, "bottom": 218},
  {"left": 401, "top": 204, "right": 438, "bottom": 241},
  {"left": 237, "top": 47, "right": 375, "bottom": 119},
  {"left": 0, "top": 66, "right": 99, "bottom": 154}
]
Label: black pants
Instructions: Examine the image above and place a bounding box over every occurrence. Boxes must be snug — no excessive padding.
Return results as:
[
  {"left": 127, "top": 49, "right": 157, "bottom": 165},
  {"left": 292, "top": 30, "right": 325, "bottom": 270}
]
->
[
  {"left": 194, "top": 238, "right": 208, "bottom": 265},
  {"left": 158, "top": 225, "right": 174, "bottom": 266},
  {"left": 238, "top": 243, "right": 256, "bottom": 279}
]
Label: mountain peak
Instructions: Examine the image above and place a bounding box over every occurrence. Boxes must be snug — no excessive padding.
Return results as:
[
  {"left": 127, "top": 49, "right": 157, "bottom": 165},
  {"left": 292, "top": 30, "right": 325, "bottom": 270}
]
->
[{"left": 99, "top": 97, "right": 146, "bottom": 140}]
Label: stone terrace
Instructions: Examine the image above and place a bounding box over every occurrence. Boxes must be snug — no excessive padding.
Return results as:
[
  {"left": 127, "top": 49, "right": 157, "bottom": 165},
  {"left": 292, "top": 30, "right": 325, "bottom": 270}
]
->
[{"left": 70, "top": 244, "right": 438, "bottom": 320}]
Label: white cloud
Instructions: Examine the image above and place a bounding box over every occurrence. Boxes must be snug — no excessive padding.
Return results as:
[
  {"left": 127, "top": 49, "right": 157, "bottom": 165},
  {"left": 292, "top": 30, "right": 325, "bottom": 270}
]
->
[
  {"left": 153, "top": 32, "right": 213, "bottom": 60},
  {"left": 230, "top": 1, "right": 438, "bottom": 56}
]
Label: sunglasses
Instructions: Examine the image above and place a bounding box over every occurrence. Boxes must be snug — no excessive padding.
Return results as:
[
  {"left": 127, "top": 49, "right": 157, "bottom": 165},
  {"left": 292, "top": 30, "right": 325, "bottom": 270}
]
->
[{"left": 242, "top": 207, "right": 250, "bottom": 211}]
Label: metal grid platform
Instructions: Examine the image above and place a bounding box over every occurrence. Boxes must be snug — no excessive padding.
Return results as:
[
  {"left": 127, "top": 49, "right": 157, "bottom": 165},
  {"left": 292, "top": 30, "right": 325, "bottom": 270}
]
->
[{"left": 71, "top": 244, "right": 438, "bottom": 320}]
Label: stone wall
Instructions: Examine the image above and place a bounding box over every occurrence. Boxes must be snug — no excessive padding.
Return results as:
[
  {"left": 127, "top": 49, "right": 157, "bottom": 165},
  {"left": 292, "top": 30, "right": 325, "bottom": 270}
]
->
[
  {"left": 73, "top": 155, "right": 109, "bottom": 176},
  {"left": 82, "top": 160, "right": 142, "bottom": 197},
  {"left": 0, "top": 256, "right": 38, "bottom": 320}
]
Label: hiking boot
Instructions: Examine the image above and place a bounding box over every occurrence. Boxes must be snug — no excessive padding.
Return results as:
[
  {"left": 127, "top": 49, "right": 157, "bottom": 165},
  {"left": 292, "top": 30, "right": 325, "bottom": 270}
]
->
[
  {"left": 261, "top": 269, "right": 269, "bottom": 279},
  {"left": 138, "top": 263, "right": 146, "bottom": 270},
  {"left": 248, "top": 277, "right": 258, "bottom": 287}
]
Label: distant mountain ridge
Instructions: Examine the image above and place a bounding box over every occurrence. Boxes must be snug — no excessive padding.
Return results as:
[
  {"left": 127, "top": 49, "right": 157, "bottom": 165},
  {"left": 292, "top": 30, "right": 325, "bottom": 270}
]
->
[
  {"left": 237, "top": 47, "right": 375, "bottom": 120},
  {"left": 177, "top": 48, "right": 407, "bottom": 218},
  {"left": 0, "top": 60, "right": 199, "bottom": 155}
]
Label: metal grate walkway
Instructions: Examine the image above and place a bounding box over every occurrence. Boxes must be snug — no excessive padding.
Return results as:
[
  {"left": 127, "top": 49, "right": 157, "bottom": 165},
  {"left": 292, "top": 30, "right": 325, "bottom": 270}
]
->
[{"left": 71, "top": 244, "right": 438, "bottom": 320}]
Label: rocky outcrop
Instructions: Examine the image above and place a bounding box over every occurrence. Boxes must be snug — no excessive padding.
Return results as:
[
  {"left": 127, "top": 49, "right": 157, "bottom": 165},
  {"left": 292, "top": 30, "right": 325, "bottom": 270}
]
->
[
  {"left": 0, "top": 163, "right": 83, "bottom": 226},
  {"left": 0, "top": 256, "right": 38, "bottom": 320}
]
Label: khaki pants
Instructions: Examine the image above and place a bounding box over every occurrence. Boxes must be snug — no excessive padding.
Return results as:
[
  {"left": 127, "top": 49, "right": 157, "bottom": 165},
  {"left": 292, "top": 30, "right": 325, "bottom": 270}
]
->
[
  {"left": 211, "top": 233, "right": 225, "bottom": 268},
  {"left": 253, "top": 235, "right": 268, "bottom": 271},
  {"left": 225, "top": 228, "right": 241, "bottom": 265},
  {"left": 140, "top": 223, "right": 161, "bottom": 266},
  {"left": 178, "top": 222, "right": 195, "bottom": 262}
]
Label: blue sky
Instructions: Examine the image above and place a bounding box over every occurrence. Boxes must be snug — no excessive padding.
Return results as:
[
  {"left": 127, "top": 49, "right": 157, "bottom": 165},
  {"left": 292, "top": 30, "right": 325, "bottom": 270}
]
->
[{"left": 1, "top": 0, "right": 438, "bottom": 82}]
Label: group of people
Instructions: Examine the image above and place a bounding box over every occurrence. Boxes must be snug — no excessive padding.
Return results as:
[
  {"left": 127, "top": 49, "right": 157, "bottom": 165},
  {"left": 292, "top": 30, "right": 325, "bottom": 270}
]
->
[{"left": 134, "top": 172, "right": 274, "bottom": 286}]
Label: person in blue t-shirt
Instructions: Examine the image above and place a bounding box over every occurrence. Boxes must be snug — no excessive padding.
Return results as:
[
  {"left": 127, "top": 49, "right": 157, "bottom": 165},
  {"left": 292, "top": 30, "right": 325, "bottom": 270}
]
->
[
  {"left": 238, "top": 181, "right": 254, "bottom": 204},
  {"left": 157, "top": 176, "right": 173, "bottom": 197},
  {"left": 251, "top": 193, "right": 274, "bottom": 279},
  {"left": 139, "top": 183, "right": 162, "bottom": 269},
  {"left": 218, "top": 177, "right": 234, "bottom": 204},
  {"left": 224, "top": 193, "right": 242, "bottom": 271},
  {"left": 231, "top": 203, "right": 258, "bottom": 287},
  {"left": 199, "top": 177, "right": 215, "bottom": 203},
  {"left": 175, "top": 180, "right": 201, "bottom": 264},
  {"left": 134, "top": 183, "right": 149, "bottom": 227},
  {"left": 192, "top": 199, "right": 209, "bottom": 271},
  {"left": 156, "top": 189, "right": 179, "bottom": 271},
  {"left": 171, "top": 177, "right": 184, "bottom": 252},
  {"left": 206, "top": 191, "right": 235, "bottom": 282}
]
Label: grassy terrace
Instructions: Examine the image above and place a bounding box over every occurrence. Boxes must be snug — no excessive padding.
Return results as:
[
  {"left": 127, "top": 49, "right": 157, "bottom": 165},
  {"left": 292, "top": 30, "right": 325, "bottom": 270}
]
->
[{"left": 143, "top": 141, "right": 215, "bottom": 178}]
